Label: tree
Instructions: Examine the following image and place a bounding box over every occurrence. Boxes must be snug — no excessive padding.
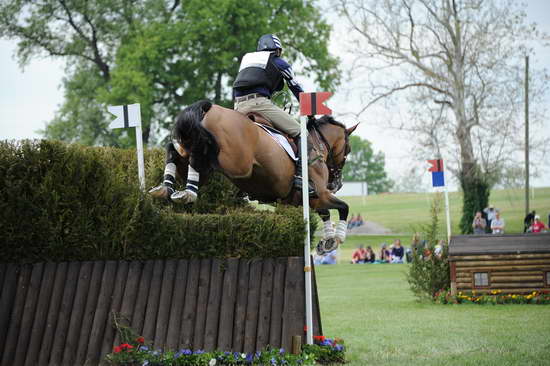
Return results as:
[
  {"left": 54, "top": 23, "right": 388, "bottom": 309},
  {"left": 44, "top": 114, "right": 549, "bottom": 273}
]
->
[
  {"left": 337, "top": 0, "right": 549, "bottom": 233},
  {"left": 342, "top": 135, "right": 394, "bottom": 194},
  {"left": 0, "top": 0, "right": 339, "bottom": 147}
]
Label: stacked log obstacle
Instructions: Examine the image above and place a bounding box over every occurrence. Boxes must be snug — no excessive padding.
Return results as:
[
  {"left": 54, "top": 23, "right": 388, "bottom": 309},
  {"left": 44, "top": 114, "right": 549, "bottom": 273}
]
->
[
  {"left": 0, "top": 257, "right": 322, "bottom": 366},
  {"left": 449, "top": 233, "right": 550, "bottom": 294}
]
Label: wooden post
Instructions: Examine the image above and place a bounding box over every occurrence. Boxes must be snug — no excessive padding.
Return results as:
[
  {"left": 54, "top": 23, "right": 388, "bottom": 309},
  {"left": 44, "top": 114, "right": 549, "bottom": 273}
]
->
[{"left": 292, "top": 335, "right": 302, "bottom": 355}]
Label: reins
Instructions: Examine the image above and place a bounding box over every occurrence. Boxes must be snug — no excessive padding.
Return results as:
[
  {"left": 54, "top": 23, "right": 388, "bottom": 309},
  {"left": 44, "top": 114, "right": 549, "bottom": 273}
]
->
[{"left": 309, "top": 119, "right": 348, "bottom": 184}]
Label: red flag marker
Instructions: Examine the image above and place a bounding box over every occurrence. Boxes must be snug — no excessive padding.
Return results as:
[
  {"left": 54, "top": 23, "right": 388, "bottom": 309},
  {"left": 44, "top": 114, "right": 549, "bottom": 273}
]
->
[
  {"left": 299, "top": 92, "right": 332, "bottom": 116},
  {"left": 427, "top": 159, "right": 444, "bottom": 172}
]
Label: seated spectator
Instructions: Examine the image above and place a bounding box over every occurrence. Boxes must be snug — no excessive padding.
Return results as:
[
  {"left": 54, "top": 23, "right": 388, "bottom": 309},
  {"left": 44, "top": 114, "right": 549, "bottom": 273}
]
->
[
  {"left": 472, "top": 211, "right": 487, "bottom": 235},
  {"left": 379, "top": 244, "right": 391, "bottom": 262},
  {"left": 319, "top": 249, "right": 338, "bottom": 265},
  {"left": 490, "top": 212, "right": 505, "bottom": 234},
  {"left": 410, "top": 233, "right": 426, "bottom": 257},
  {"left": 365, "top": 246, "right": 376, "bottom": 263},
  {"left": 390, "top": 239, "right": 404, "bottom": 263},
  {"left": 529, "top": 215, "right": 548, "bottom": 233},
  {"left": 347, "top": 214, "right": 358, "bottom": 229},
  {"left": 434, "top": 240, "right": 444, "bottom": 258},
  {"left": 356, "top": 214, "right": 365, "bottom": 227},
  {"left": 524, "top": 210, "right": 536, "bottom": 233},
  {"left": 351, "top": 245, "right": 367, "bottom": 264}
]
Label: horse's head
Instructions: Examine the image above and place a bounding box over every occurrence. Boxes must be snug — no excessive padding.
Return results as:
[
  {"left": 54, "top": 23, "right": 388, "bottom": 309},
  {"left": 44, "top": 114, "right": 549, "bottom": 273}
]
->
[{"left": 315, "top": 116, "right": 359, "bottom": 192}]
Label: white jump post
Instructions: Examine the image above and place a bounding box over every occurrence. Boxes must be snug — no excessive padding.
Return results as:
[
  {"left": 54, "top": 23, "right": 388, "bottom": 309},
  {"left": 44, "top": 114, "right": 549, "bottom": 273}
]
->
[
  {"left": 428, "top": 159, "right": 451, "bottom": 242},
  {"left": 107, "top": 103, "right": 146, "bottom": 190},
  {"left": 299, "top": 92, "right": 332, "bottom": 345}
]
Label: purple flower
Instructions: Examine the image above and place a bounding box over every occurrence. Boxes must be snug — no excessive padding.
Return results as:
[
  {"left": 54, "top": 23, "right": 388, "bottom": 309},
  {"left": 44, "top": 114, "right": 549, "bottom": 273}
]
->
[{"left": 194, "top": 349, "right": 205, "bottom": 355}]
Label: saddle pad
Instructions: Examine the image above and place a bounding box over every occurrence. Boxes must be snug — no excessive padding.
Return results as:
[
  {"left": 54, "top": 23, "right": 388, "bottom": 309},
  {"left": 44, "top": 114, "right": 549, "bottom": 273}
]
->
[{"left": 254, "top": 123, "right": 297, "bottom": 161}]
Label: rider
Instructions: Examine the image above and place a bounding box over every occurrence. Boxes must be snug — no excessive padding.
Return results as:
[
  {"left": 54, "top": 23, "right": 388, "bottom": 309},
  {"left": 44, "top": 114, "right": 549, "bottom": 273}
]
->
[{"left": 233, "top": 34, "right": 314, "bottom": 195}]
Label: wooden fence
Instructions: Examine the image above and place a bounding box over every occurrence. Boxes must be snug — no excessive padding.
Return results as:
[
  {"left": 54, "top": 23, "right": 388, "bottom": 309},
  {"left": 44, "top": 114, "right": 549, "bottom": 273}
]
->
[{"left": 0, "top": 257, "right": 322, "bottom": 366}]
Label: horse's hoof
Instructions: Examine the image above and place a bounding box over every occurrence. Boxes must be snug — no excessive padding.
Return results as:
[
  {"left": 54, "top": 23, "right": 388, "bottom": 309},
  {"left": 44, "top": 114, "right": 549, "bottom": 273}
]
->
[
  {"left": 171, "top": 189, "right": 197, "bottom": 204},
  {"left": 316, "top": 238, "right": 338, "bottom": 256},
  {"left": 148, "top": 184, "right": 174, "bottom": 200}
]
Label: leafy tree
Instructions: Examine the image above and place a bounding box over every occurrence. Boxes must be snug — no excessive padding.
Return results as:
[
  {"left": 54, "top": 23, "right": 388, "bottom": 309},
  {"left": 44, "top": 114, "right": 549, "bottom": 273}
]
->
[
  {"left": 337, "top": 0, "right": 549, "bottom": 233},
  {"left": 0, "top": 0, "right": 339, "bottom": 147},
  {"left": 342, "top": 135, "right": 394, "bottom": 194}
]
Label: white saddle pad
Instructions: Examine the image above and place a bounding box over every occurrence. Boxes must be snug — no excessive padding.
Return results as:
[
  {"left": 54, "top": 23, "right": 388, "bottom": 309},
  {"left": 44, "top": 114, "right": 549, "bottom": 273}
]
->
[{"left": 254, "top": 123, "right": 297, "bottom": 161}]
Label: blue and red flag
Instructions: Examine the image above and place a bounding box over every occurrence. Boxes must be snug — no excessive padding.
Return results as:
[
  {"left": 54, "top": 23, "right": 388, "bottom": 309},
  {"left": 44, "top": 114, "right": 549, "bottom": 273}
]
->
[{"left": 427, "top": 159, "right": 445, "bottom": 187}]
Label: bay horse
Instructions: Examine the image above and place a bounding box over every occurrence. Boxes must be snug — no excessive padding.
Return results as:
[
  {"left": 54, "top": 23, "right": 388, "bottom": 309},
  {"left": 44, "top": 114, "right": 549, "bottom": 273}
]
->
[{"left": 152, "top": 100, "right": 358, "bottom": 252}]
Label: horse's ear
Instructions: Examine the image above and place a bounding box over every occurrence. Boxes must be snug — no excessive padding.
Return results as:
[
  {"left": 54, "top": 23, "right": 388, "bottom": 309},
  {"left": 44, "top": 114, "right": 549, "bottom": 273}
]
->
[{"left": 346, "top": 123, "right": 359, "bottom": 135}]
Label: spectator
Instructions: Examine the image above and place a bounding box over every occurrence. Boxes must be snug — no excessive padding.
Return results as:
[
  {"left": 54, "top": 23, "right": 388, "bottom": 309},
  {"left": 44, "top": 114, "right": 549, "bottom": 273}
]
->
[
  {"left": 356, "top": 214, "right": 365, "bottom": 227},
  {"left": 351, "top": 245, "right": 367, "bottom": 264},
  {"left": 490, "top": 212, "right": 505, "bottom": 234},
  {"left": 410, "top": 233, "right": 425, "bottom": 257},
  {"left": 379, "top": 244, "right": 391, "bottom": 262},
  {"left": 434, "top": 240, "right": 444, "bottom": 258},
  {"left": 524, "top": 210, "right": 536, "bottom": 233},
  {"left": 483, "top": 205, "right": 499, "bottom": 233},
  {"left": 472, "top": 211, "right": 487, "bottom": 235},
  {"left": 391, "top": 239, "right": 404, "bottom": 263},
  {"left": 347, "top": 214, "right": 358, "bottom": 229},
  {"left": 529, "top": 215, "right": 548, "bottom": 233},
  {"left": 314, "top": 249, "right": 338, "bottom": 265},
  {"left": 365, "top": 246, "right": 376, "bottom": 263}
]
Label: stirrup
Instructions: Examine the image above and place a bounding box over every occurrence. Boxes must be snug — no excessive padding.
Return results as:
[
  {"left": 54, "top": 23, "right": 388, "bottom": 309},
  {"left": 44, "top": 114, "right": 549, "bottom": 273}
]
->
[
  {"left": 148, "top": 184, "right": 174, "bottom": 200},
  {"left": 294, "top": 176, "right": 317, "bottom": 197}
]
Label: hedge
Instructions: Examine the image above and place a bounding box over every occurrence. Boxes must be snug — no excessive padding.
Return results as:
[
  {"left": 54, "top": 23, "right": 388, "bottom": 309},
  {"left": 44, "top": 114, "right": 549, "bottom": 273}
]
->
[{"left": 0, "top": 140, "right": 314, "bottom": 264}]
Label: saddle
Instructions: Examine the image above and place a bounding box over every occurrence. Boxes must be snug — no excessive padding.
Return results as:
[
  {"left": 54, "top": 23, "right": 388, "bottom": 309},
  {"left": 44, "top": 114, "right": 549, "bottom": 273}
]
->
[{"left": 246, "top": 112, "right": 298, "bottom": 155}]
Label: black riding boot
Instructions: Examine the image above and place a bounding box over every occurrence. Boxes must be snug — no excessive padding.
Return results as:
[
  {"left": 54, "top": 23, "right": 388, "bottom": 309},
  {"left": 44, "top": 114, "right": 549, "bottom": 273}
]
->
[{"left": 293, "top": 135, "right": 316, "bottom": 196}]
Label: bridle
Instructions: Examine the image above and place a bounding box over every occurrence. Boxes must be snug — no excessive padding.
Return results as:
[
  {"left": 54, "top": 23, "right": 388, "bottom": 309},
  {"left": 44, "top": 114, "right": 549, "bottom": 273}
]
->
[{"left": 310, "top": 120, "right": 350, "bottom": 193}]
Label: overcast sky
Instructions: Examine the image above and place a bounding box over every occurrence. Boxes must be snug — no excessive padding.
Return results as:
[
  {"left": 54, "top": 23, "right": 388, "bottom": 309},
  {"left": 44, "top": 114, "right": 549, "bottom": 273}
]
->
[{"left": 1, "top": 1, "right": 549, "bottom": 190}]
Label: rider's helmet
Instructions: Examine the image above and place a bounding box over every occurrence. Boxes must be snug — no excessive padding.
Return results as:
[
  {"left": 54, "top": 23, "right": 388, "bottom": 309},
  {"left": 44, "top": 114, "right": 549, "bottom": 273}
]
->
[{"left": 257, "top": 34, "right": 283, "bottom": 52}]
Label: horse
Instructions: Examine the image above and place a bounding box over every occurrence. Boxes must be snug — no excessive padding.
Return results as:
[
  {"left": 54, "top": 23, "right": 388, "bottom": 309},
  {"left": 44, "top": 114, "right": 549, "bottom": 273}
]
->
[{"left": 151, "top": 99, "right": 358, "bottom": 253}]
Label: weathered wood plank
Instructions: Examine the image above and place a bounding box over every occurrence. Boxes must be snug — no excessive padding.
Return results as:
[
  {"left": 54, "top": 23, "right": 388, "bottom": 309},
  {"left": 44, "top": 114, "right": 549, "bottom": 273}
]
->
[
  {"left": 142, "top": 260, "right": 165, "bottom": 343},
  {"left": 62, "top": 261, "right": 94, "bottom": 366},
  {"left": 166, "top": 260, "right": 188, "bottom": 351},
  {"left": 116, "top": 261, "right": 144, "bottom": 343},
  {"left": 281, "top": 258, "right": 303, "bottom": 352},
  {"left": 86, "top": 261, "right": 118, "bottom": 364},
  {"left": 13, "top": 263, "right": 44, "bottom": 366},
  {"left": 216, "top": 258, "right": 239, "bottom": 351},
  {"left": 456, "top": 259, "right": 550, "bottom": 267},
  {"left": 243, "top": 259, "right": 263, "bottom": 353},
  {"left": 269, "top": 257, "right": 287, "bottom": 348},
  {"left": 193, "top": 258, "right": 212, "bottom": 350},
  {"left": 74, "top": 261, "right": 105, "bottom": 365},
  {"left": 311, "top": 261, "right": 322, "bottom": 337},
  {"left": 180, "top": 259, "right": 200, "bottom": 349},
  {"left": 491, "top": 275, "right": 542, "bottom": 282},
  {"left": 0, "top": 263, "right": 6, "bottom": 293},
  {"left": 456, "top": 286, "right": 546, "bottom": 294},
  {"left": 232, "top": 259, "right": 250, "bottom": 352},
  {"left": 0, "top": 265, "right": 19, "bottom": 359},
  {"left": 455, "top": 265, "right": 550, "bottom": 272},
  {"left": 154, "top": 259, "right": 177, "bottom": 349},
  {"left": 101, "top": 261, "right": 129, "bottom": 360},
  {"left": 131, "top": 261, "right": 154, "bottom": 337},
  {"left": 452, "top": 253, "right": 550, "bottom": 261},
  {"left": 256, "top": 258, "right": 274, "bottom": 350},
  {"left": 24, "top": 262, "right": 56, "bottom": 366},
  {"left": 1, "top": 265, "right": 31, "bottom": 366},
  {"left": 48, "top": 262, "right": 80, "bottom": 366},
  {"left": 204, "top": 259, "right": 224, "bottom": 351}
]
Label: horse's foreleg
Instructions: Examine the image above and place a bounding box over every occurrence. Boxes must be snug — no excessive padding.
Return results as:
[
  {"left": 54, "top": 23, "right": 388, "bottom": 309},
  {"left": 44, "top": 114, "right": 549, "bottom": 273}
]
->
[
  {"left": 171, "top": 158, "right": 200, "bottom": 204},
  {"left": 149, "top": 142, "right": 187, "bottom": 199},
  {"left": 317, "top": 192, "right": 349, "bottom": 244},
  {"left": 316, "top": 208, "right": 335, "bottom": 240}
]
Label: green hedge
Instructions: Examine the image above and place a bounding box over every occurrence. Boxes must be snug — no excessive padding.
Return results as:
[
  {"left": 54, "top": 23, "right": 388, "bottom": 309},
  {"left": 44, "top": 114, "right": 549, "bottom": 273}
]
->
[{"left": 0, "top": 140, "right": 313, "bottom": 264}]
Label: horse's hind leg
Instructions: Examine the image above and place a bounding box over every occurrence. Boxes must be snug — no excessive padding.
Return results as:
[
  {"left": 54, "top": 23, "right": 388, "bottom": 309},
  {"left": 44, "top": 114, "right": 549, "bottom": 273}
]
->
[{"left": 148, "top": 142, "right": 189, "bottom": 200}]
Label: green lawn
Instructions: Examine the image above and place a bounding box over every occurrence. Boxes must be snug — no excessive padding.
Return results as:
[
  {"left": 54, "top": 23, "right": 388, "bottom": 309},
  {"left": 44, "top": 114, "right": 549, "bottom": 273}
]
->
[
  {"left": 337, "top": 187, "right": 550, "bottom": 235},
  {"left": 315, "top": 263, "right": 550, "bottom": 365}
]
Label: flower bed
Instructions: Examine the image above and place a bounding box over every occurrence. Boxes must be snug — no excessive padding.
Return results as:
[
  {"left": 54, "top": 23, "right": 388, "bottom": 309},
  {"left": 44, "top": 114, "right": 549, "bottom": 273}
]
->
[
  {"left": 105, "top": 336, "right": 346, "bottom": 366},
  {"left": 435, "top": 290, "right": 550, "bottom": 304}
]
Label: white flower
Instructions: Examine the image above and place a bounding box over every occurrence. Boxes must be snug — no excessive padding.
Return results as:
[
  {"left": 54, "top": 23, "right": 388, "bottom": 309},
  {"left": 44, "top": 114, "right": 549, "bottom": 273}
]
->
[{"left": 209, "top": 359, "right": 217, "bottom": 366}]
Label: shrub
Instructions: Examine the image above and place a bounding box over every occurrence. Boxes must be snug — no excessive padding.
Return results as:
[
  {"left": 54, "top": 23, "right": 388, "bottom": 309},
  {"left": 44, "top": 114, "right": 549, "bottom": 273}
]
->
[
  {"left": 0, "top": 140, "right": 313, "bottom": 263},
  {"left": 407, "top": 193, "right": 450, "bottom": 300}
]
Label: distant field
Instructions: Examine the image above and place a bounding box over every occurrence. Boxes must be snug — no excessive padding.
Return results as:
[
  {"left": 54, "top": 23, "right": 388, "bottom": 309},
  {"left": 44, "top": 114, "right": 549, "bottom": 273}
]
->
[
  {"left": 336, "top": 187, "right": 550, "bottom": 235},
  {"left": 316, "top": 263, "right": 550, "bottom": 365}
]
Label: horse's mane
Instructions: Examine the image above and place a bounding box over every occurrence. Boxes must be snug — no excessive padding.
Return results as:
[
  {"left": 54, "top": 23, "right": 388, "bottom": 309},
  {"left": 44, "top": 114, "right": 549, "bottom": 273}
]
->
[{"left": 316, "top": 115, "right": 346, "bottom": 130}]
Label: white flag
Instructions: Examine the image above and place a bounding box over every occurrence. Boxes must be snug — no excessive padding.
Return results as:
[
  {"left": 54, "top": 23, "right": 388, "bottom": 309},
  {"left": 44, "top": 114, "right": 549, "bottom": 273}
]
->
[{"left": 107, "top": 103, "right": 142, "bottom": 129}]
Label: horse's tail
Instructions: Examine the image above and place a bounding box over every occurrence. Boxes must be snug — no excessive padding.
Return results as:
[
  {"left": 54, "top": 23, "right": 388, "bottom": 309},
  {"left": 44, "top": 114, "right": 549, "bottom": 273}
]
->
[{"left": 174, "top": 100, "right": 220, "bottom": 173}]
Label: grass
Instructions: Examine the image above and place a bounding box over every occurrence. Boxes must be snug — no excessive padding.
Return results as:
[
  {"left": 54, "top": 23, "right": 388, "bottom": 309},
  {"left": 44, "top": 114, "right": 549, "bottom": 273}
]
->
[
  {"left": 315, "top": 263, "right": 550, "bottom": 365},
  {"left": 336, "top": 186, "right": 550, "bottom": 235}
]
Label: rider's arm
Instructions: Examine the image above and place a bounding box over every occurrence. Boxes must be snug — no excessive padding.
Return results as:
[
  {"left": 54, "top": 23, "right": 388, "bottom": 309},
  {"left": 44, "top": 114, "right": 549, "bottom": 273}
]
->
[{"left": 273, "top": 57, "right": 304, "bottom": 101}]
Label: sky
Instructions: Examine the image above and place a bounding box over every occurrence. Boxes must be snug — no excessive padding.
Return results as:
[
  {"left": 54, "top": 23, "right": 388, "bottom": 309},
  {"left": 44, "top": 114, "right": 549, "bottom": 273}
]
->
[{"left": 0, "top": 1, "right": 549, "bottom": 190}]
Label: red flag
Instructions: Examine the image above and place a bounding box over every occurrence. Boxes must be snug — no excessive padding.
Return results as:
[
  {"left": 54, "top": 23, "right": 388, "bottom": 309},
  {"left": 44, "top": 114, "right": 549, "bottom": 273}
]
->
[
  {"left": 427, "top": 159, "right": 444, "bottom": 172},
  {"left": 299, "top": 92, "right": 332, "bottom": 116}
]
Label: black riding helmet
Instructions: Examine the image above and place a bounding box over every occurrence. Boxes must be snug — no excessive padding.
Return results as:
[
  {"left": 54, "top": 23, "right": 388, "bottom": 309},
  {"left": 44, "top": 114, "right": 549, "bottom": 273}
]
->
[{"left": 257, "top": 34, "right": 283, "bottom": 52}]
